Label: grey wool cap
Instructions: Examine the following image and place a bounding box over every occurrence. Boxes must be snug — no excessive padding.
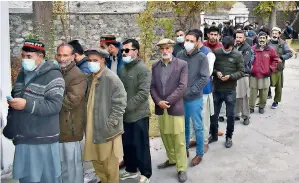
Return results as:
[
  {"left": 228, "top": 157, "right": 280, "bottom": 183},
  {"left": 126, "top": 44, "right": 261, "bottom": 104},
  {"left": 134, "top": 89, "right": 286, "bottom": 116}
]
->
[{"left": 85, "top": 48, "right": 110, "bottom": 58}]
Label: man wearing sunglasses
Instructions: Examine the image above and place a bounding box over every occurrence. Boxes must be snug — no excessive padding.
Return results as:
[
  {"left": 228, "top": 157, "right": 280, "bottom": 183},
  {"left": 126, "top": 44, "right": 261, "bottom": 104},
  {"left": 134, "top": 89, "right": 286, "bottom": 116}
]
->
[
  {"left": 119, "top": 39, "right": 152, "bottom": 183},
  {"left": 100, "top": 35, "right": 123, "bottom": 76}
]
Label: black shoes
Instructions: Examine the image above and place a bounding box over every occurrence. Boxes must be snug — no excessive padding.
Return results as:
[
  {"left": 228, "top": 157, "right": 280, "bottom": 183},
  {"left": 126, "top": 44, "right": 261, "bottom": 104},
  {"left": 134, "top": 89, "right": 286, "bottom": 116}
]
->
[
  {"left": 243, "top": 117, "right": 250, "bottom": 125},
  {"left": 225, "top": 137, "right": 233, "bottom": 148},
  {"left": 218, "top": 116, "right": 225, "bottom": 122},
  {"left": 250, "top": 108, "right": 254, "bottom": 113},
  {"left": 178, "top": 171, "right": 187, "bottom": 182},
  {"left": 259, "top": 108, "right": 264, "bottom": 114},
  {"left": 267, "top": 95, "right": 272, "bottom": 99},
  {"left": 208, "top": 135, "right": 218, "bottom": 144},
  {"left": 235, "top": 116, "right": 241, "bottom": 121}
]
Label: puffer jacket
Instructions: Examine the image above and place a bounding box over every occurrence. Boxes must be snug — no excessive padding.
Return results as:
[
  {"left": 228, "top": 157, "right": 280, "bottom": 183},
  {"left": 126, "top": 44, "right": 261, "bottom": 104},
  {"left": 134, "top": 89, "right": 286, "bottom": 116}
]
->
[{"left": 251, "top": 44, "right": 279, "bottom": 78}]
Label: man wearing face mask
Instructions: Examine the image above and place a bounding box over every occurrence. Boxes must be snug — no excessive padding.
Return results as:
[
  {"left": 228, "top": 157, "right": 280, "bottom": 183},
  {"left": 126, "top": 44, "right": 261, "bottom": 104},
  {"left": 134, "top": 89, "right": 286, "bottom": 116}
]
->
[
  {"left": 151, "top": 38, "right": 188, "bottom": 182},
  {"left": 203, "top": 26, "right": 225, "bottom": 135},
  {"left": 100, "top": 35, "right": 124, "bottom": 76},
  {"left": 119, "top": 39, "right": 152, "bottom": 183},
  {"left": 56, "top": 43, "right": 87, "bottom": 183},
  {"left": 83, "top": 48, "right": 127, "bottom": 183},
  {"left": 187, "top": 29, "right": 215, "bottom": 153},
  {"left": 173, "top": 29, "right": 185, "bottom": 57},
  {"left": 177, "top": 30, "right": 210, "bottom": 166},
  {"left": 267, "top": 27, "right": 293, "bottom": 109},
  {"left": 68, "top": 40, "right": 91, "bottom": 75},
  {"left": 234, "top": 30, "right": 254, "bottom": 125},
  {"left": 249, "top": 32, "right": 279, "bottom": 114},
  {"left": 3, "top": 40, "right": 65, "bottom": 183},
  {"left": 209, "top": 36, "right": 245, "bottom": 148}
]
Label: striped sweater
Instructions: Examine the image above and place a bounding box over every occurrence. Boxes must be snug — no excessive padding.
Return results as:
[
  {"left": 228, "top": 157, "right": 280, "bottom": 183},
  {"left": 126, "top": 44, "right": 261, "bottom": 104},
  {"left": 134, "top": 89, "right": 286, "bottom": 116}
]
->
[{"left": 3, "top": 61, "right": 65, "bottom": 145}]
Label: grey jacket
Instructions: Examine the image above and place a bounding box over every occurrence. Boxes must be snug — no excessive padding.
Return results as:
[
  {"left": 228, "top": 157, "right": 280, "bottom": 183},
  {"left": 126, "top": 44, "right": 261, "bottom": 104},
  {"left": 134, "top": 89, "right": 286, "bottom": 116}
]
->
[
  {"left": 3, "top": 61, "right": 65, "bottom": 145},
  {"left": 119, "top": 59, "right": 151, "bottom": 122},
  {"left": 177, "top": 49, "right": 210, "bottom": 101},
  {"left": 86, "top": 68, "right": 127, "bottom": 144}
]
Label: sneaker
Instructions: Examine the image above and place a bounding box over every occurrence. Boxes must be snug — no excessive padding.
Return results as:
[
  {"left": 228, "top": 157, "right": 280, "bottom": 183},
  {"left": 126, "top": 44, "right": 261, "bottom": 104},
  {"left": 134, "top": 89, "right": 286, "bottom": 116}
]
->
[
  {"left": 139, "top": 175, "right": 150, "bottom": 183},
  {"left": 208, "top": 135, "right": 218, "bottom": 144},
  {"left": 250, "top": 108, "right": 254, "bottom": 113},
  {"left": 178, "top": 171, "right": 187, "bottom": 182},
  {"left": 267, "top": 95, "right": 272, "bottom": 99},
  {"left": 259, "top": 108, "right": 264, "bottom": 114},
  {"left": 1, "top": 165, "right": 13, "bottom": 180},
  {"left": 225, "top": 137, "right": 233, "bottom": 148},
  {"left": 120, "top": 171, "right": 139, "bottom": 180},
  {"left": 271, "top": 102, "right": 278, "bottom": 109},
  {"left": 218, "top": 117, "right": 225, "bottom": 122},
  {"left": 84, "top": 169, "right": 100, "bottom": 183}
]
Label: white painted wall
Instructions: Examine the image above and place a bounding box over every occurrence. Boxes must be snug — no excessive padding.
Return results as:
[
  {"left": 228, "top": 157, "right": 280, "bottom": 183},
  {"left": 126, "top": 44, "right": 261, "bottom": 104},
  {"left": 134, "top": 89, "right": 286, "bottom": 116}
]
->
[{"left": 1, "top": 1, "right": 15, "bottom": 172}]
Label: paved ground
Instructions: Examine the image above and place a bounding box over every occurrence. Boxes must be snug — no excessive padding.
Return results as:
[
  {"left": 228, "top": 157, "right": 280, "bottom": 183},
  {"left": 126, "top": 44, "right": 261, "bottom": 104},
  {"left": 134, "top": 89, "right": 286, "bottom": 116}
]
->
[{"left": 2, "top": 56, "right": 299, "bottom": 183}]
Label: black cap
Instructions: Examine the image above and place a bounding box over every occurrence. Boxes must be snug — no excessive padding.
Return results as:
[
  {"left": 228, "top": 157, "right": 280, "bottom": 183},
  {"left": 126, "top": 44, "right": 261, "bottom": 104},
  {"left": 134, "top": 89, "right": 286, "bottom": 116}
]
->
[
  {"left": 68, "top": 40, "right": 84, "bottom": 55},
  {"left": 222, "top": 36, "right": 235, "bottom": 49},
  {"left": 258, "top": 31, "right": 268, "bottom": 37}
]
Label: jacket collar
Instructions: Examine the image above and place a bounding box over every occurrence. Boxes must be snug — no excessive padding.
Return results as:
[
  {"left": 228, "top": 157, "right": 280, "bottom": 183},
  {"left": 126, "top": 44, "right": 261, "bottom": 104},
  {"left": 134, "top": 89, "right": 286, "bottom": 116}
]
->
[
  {"left": 124, "top": 59, "right": 139, "bottom": 69},
  {"left": 61, "top": 61, "right": 76, "bottom": 76},
  {"left": 77, "top": 56, "right": 88, "bottom": 67}
]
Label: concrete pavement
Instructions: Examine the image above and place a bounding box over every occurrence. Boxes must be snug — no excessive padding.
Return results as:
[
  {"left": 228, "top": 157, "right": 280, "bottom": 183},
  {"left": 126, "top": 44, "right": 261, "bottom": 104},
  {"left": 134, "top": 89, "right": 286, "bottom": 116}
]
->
[{"left": 2, "top": 57, "right": 299, "bottom": 183}]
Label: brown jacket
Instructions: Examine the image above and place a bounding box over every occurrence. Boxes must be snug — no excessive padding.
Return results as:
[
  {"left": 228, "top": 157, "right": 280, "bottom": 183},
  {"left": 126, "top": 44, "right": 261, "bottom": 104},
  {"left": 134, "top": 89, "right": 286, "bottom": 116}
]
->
[
  {"left": 150, "top": 57, "right": 188, "bottom": 116},
  {"left": 59, "top": 62, "right": 87, "bottom": 142}
]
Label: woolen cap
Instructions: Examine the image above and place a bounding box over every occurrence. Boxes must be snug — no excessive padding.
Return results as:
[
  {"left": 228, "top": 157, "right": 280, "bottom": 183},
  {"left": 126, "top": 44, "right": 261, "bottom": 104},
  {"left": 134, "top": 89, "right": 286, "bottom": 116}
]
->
[
  {"left": 22, "top": 39, "right": 45, "bottom": 52},
  {"left": 156, "top": 38, "right": 176, "bottom": 47}
]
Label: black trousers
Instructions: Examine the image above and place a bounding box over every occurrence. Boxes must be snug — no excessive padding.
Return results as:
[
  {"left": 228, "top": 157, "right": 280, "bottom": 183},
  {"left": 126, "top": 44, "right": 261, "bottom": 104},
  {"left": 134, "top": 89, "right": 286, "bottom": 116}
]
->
[
  {"left": 210, "top": 90, "right": 236, "bottom": 138},
  {"left": 123, "top": 117, "right": 152, "bottom": 178}
]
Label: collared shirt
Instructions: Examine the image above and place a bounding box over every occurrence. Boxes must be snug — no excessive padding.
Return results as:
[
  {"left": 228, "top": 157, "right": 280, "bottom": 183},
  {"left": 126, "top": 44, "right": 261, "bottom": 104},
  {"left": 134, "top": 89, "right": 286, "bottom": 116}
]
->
[
  {"left": 110, "top": 55, "right": 118, "bottom": 74},
  {"left": 160, "top": 58, "right": 173, "bottom": 96}
]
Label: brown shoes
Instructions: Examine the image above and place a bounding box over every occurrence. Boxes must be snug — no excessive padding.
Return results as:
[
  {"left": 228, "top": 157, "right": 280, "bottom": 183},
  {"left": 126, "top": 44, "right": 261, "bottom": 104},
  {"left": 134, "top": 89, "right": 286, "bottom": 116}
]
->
[
  {"left": 204, "top": 144, "right": 209, "bottom": 153},
  {"left": 157, "top": 160, "right": 176, "bottom": 169},
  {"left": 189, "top": 140, "right": 196, "bottom": 148},
  {"left": 119, "top": 160, "right": 125, "bottom": 169},
  {"left": 218, "top": 130, "right": 224, "bottom": 136},
  {"left": 186, "top": 150, "right": 189, "bottom": 158},
  {"left": 191, "top": 156, "right": 202, "bottom": 166}
]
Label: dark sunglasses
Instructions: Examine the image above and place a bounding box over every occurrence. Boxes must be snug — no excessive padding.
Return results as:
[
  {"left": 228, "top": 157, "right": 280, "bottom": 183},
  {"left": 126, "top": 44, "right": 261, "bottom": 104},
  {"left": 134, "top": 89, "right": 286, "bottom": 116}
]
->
[{"left": 121, "top": 48, "right": 136, "bottom": 53}]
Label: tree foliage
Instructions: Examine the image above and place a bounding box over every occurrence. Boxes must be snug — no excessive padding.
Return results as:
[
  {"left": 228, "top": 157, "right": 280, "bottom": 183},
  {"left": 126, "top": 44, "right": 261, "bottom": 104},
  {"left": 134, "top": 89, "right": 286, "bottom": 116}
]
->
[
  {"left": 136, "top": 1, "right": 233, "bottom": 62},
  {"left": 254, "top": 1, "right": 298, "bottom": 23}
]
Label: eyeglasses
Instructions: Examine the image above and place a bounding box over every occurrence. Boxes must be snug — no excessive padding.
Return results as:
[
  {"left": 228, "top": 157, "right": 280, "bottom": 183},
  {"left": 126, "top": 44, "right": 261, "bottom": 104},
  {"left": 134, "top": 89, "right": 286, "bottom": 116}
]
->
[{"left": 121, "top": 48, "right": 136, "bottom": 53}]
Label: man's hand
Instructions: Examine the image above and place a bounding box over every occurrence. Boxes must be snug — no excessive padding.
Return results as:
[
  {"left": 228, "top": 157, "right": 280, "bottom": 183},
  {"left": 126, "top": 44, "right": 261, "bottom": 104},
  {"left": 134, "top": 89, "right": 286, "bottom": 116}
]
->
[
  {"left": 8, "top": 98, "right": 27, "bottom": 110},
  {"left": 221, "top": 75, "right": 230, "bottom": 81},
  {"left": 217, "top": 72, "right": 223, "bottom": 79},
  {"left": 158, "top": 101, "right": 170, "bottom": 109}
]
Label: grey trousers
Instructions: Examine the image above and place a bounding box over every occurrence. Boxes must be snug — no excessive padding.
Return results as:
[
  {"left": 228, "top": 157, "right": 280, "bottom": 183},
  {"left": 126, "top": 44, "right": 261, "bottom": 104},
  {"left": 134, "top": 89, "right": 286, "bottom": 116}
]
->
[{"left": 235, "top": 94, "right": 250, "bottom": 119}]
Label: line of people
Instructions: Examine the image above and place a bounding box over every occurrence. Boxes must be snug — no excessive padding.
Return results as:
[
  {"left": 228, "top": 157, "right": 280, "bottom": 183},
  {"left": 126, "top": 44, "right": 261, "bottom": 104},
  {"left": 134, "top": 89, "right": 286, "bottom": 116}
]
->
[{"left": 3, "top": 24, "right": 294, "bottom": 183}]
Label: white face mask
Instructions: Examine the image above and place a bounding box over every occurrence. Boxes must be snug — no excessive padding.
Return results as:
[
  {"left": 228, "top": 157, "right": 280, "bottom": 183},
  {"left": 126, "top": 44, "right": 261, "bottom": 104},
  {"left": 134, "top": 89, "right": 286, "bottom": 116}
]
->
[
  {"left": 161, "top": 53, "right": 171, "bottom": 59},
  {"left": 184, "top": 42, "right": 195, "bottom": 52},
  {"left": 22, "top": 59, "right": 37, "bottom": 72},
  {"left": 122, "top": 56, "right": 134, "bottom": 64},
  {"left": 176, "top": 36, "right": 184, "bottom": 43},
  {"left": 88, "top": 62, "right": 101, "bottom": 73}
]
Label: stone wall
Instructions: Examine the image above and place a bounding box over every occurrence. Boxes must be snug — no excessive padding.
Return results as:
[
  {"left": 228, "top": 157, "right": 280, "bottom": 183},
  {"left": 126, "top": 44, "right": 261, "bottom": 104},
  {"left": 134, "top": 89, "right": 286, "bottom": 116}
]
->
[{"left": 9, "top": 12, "right": 141, "bottom": 57}]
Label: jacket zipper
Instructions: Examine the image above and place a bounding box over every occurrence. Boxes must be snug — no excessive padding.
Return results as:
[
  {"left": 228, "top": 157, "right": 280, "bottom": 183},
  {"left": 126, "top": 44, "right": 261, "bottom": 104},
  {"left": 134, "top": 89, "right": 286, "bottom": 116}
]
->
[{"left": 69, "top": 112, "right": 75, "bottom": 136}]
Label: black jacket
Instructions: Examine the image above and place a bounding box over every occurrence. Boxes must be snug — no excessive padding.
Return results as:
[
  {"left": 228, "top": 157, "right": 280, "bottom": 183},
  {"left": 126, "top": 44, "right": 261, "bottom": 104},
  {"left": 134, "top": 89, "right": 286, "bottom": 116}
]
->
[{"left": 235, "top": 41, "right": 254, "bottom": 74}]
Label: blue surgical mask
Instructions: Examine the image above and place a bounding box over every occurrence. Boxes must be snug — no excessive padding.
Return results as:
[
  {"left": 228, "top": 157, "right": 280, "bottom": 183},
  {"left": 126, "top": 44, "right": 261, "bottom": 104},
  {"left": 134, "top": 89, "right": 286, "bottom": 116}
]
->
[
  {"left": 123, "top": 56, "right": 134, "bottom": 64},
  {"left": 22, "top": 59, "right": 37, "bottom": 72},
  {"left": 176, "top": 36, "right": 184, "bottom": 43},
  {"left": 88, "top": 62, "right": 101, "bottom": 73}
]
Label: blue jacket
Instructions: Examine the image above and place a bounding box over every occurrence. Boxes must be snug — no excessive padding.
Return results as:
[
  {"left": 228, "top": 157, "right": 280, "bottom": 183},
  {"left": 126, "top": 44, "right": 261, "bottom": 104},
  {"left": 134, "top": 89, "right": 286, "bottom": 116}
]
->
[
  {"left": 200, "top": 46, "right": 213, "bottom": 94},
  {"left": 106, "top": 43, "right": 124, "bottom": 76},
  {"left": 77, "top": 56, "right": 91, "bottom": 75}
]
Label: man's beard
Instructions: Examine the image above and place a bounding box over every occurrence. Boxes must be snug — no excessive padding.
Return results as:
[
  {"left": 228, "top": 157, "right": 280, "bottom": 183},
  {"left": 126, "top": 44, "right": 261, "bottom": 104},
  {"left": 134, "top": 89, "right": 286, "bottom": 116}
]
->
[{"left": 209, "top": 39, "right": 216, "bottom": 44}]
